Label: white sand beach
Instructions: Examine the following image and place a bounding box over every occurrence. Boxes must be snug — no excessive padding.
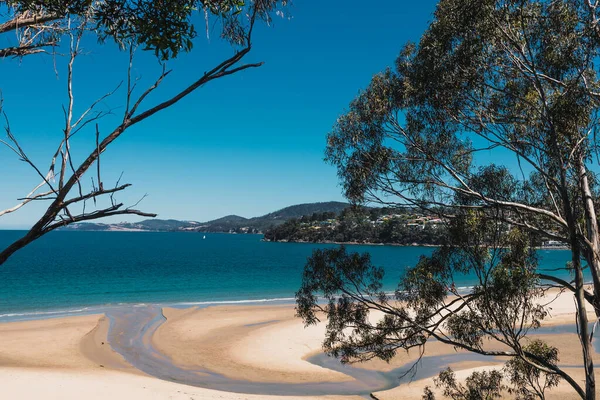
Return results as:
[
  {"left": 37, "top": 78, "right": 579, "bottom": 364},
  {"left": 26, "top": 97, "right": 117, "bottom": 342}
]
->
[{"left": 0, "top": 289, "right": 596, "bottom": 399}]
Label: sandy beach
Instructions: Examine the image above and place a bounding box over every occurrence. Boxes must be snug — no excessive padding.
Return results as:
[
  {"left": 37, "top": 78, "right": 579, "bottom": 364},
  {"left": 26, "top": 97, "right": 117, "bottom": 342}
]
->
[{"left": 0, "top": 290, "right": 597, "bottom": 399}]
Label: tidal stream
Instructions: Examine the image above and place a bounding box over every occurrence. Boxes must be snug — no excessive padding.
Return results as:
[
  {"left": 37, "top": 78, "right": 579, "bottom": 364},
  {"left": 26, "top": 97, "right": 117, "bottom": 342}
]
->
[{"left": 105, "top": 305, "right": 501, "bottom": 398}]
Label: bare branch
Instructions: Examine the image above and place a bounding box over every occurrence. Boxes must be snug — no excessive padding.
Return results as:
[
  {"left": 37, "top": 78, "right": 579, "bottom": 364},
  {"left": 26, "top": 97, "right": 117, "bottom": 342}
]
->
[
  {"left": 0, "top": 4, "right": 268, "bottom": 267},
  {"left": 43, "top": 203, "right": 157, "bottom": 233},
  {"left": 0, "top": 13, "right": 59, "bottom": 34}
]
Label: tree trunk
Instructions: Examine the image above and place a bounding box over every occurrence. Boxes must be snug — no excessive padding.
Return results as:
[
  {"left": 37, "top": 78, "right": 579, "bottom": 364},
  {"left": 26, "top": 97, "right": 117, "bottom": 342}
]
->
[
  {"left": 575, "top": 158, "right": 600, "bottom": 399},
  {"left": 564, "top": 170, "right": 596, "bottom": 399},
  {"left": 574, "top": 251, "right": 596, "bottom": 400},
  {"left": 578, "top": 158, "right": 600, "bottom": 315}
]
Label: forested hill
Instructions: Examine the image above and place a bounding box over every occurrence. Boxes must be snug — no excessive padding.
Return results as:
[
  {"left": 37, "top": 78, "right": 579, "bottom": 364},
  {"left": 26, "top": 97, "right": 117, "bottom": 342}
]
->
[
  {"left": 259, "top": 202, "right": 349, "bottom": 220},
  {"left": 263, "top": 207, "right": 447, "bottom": 245},
  {"left": 61, "top": 201, "right": 351, "bottom": 233}
]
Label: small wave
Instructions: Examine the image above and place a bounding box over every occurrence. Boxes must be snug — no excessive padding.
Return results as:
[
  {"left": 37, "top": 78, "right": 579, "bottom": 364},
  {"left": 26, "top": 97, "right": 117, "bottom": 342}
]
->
[
  {"left": 0, "top": 298, "right": 298, "bottom": 322},
  {"left": 0, "top": 286, "right": 482, "bottom": 322},
  {"left": 0, "top": 307, "right": 92, "bottom": 319},
  {"left": 172, "top": 297, "right": 296, "bottom": 306}
]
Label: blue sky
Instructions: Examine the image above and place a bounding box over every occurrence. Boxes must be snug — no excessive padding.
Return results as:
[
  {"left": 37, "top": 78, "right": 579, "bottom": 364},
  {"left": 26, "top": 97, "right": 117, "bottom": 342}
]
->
[{"left": 0, "top": 1, "right": 438, "bottom": 229}]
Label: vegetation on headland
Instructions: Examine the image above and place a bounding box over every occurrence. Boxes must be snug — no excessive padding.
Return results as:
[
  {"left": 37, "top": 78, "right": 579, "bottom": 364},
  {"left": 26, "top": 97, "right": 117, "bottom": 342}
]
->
[{"left": 263, "top": 206, "right": 447, "bottom": 245}]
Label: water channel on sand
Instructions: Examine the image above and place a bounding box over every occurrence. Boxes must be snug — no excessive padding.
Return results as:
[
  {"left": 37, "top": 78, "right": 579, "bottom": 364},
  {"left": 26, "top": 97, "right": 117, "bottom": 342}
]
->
[{"left": 105, "top": 305, "right": 504, "bottom": 398}]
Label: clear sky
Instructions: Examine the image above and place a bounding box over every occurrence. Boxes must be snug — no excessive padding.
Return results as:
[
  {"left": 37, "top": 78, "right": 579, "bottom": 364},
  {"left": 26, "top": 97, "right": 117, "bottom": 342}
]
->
[{"left": 0, "top": 1, "right": 438, "bottom": 229}]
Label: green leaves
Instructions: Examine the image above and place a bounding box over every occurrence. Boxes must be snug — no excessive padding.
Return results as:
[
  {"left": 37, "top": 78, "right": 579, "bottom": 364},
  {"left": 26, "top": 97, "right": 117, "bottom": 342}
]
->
[
  {"left": 325, "top": 0, "right": 600, "bottom": 227},
  {"left": 4, "top": 1, "right": 289, "bottom": 60},
  {"left": 304, "top": 1, "right": 599, "bottom": 397},
  {"left": 295, "top": 246, "right": 408, "bottom": 362},
  {"left": 425, "top": 351, "right": 560, "bottom": 400},
  {"left": 504, "top": 340, "right": 561, "bottom": 400},
  {"left": 93, "top": 0, "right": 250, "bottom": 60},
  {"left": 431, "top": 367, "right": 505, "bottom": 400}
]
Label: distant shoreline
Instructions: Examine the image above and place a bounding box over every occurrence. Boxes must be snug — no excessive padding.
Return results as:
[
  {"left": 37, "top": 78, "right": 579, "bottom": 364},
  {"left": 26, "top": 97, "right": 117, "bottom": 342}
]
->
[
  {"left": 0, "top": 229, "right": 570, "bottom": 250},
  {"left": 262, "top": 239, "right": 439, "bottom": 247},
  {"left": 262, "top": 238, "right": 571, "bottom": 250}
]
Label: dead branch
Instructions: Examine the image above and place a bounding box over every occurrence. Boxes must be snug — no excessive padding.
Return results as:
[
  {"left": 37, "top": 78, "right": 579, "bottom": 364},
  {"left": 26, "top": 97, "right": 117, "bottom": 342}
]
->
[{"left": 0, "top": 4, "right": 267, "bottom": 266}]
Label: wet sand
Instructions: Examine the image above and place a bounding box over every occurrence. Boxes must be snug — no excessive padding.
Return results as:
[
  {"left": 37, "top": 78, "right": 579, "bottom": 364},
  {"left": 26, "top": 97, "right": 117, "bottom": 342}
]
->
[{"left": 0, "top": 289, "right": 597, "bottom": 399}]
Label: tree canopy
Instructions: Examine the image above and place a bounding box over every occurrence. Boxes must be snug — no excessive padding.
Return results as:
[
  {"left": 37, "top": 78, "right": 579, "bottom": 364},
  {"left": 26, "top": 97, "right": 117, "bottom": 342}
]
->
[
  {"left": 0, "top": 0, "right": 286, "bottom": 59},
  {"left": 297, "top": 0, "right": 600, "bottom": 398}
]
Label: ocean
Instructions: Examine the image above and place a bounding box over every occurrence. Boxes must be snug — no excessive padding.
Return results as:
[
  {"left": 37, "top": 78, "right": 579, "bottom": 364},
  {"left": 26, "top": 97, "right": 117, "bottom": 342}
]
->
[{"left": 0, "top": 230, "right": 574, "bottom": 320}]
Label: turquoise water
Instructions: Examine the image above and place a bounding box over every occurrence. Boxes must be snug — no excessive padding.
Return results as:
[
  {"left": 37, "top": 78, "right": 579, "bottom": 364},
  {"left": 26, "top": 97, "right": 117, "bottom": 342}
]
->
[{"left": 0, "top": 231, "right": 573, "bottom": 319}]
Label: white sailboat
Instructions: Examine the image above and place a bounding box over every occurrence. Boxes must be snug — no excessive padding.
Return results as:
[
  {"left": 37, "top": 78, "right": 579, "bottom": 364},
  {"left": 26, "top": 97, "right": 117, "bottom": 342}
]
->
[{"left": 203, "top": 235, "right": 206, "bottom": 239}]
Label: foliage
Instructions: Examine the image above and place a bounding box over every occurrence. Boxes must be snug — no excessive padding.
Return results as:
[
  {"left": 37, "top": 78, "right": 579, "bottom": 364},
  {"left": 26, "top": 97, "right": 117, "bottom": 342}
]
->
[
  {"left": 423, "top": 342, "right": 560, "bottom": 400},
  {"left": 299, "top": 0, "right": 600, "bottom": 398},
  {"left": 0, "top": 0, "right": 289, "bottom": 264},
  {"left": 1, "top": 0, "right": 289, "bottom": 59},
  {"left": 504, "top": 340, "right": 561, "bottom": 400},
  {"left": 423, "top": 368, "right": 505, "bottom": 400},
  {"left": 296, "top": 246, "right": 393, "bottom": 362},
  {"left": 296, "top": 219, "right": 550, "bottom": 362}
]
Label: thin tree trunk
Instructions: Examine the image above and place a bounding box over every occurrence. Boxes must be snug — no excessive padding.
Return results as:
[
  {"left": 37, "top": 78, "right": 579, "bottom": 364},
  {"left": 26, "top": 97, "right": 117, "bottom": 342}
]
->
[
  {"left": 564, "top": 182, "right": 596, "bottom": 399},
  {"left": 574, "top": 251, "right": 596, "bottom": 400},
  {"left": 576, "top": 157, "right": 600, "bottom": 399},
  {"left": 578, "top": 158, "right": 600, "bottom": 316}
]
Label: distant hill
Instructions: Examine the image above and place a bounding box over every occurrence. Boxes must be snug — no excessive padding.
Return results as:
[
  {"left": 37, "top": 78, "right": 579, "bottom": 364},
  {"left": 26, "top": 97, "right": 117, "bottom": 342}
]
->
[
  {"left": 237, "top": 201, "right": 351, "bottom": 233},
  {"left": 61, "top": 201, "right": 351, "bottom": 233},
  {"left": 258, "top": 202, "right": 349, "bottom": 221},
  {"left": 63, "top": 219, "right": 202, "bottom": 232},
  {"left": 194, "top": 215, "right": 251, "bottom": 233},
  {"left": 207, "top": 215, "right": 249, "bottom": 224}
]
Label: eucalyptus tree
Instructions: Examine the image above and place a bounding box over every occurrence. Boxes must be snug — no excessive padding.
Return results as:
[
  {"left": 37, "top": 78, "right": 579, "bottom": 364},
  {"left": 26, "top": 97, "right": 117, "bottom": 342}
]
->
[
  {"left": 0, "top": 0, "right": 288, "bottom": 264},
  {"left": 296, "top": 0, "right": 600, "bottom": 398},
  {"left": 0, "top": 0, "right": 250, "bottom": 59},
  {"left": 423, "top": 368, "right": 506, "bottom": 400}
]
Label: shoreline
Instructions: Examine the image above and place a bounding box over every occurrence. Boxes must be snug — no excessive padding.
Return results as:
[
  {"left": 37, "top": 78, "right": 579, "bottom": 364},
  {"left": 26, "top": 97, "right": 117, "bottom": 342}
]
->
[
  {"left": 0, "top": 298, "right": 296, "bottom": 324},
  {"left": 1, "top": 229, "right": 571, "bottom": 250},
  {"left": 0, "top": 281, "right": 589, "bottom": 324},
  {"left": 262, "top": 238, "right": 571, "bottom": 250},
  {"left": 263, "top": 238, "right": 441, "bottom": 247},
  {"left": 0, "top": 289, "right": 595, "bottom": 399}
]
